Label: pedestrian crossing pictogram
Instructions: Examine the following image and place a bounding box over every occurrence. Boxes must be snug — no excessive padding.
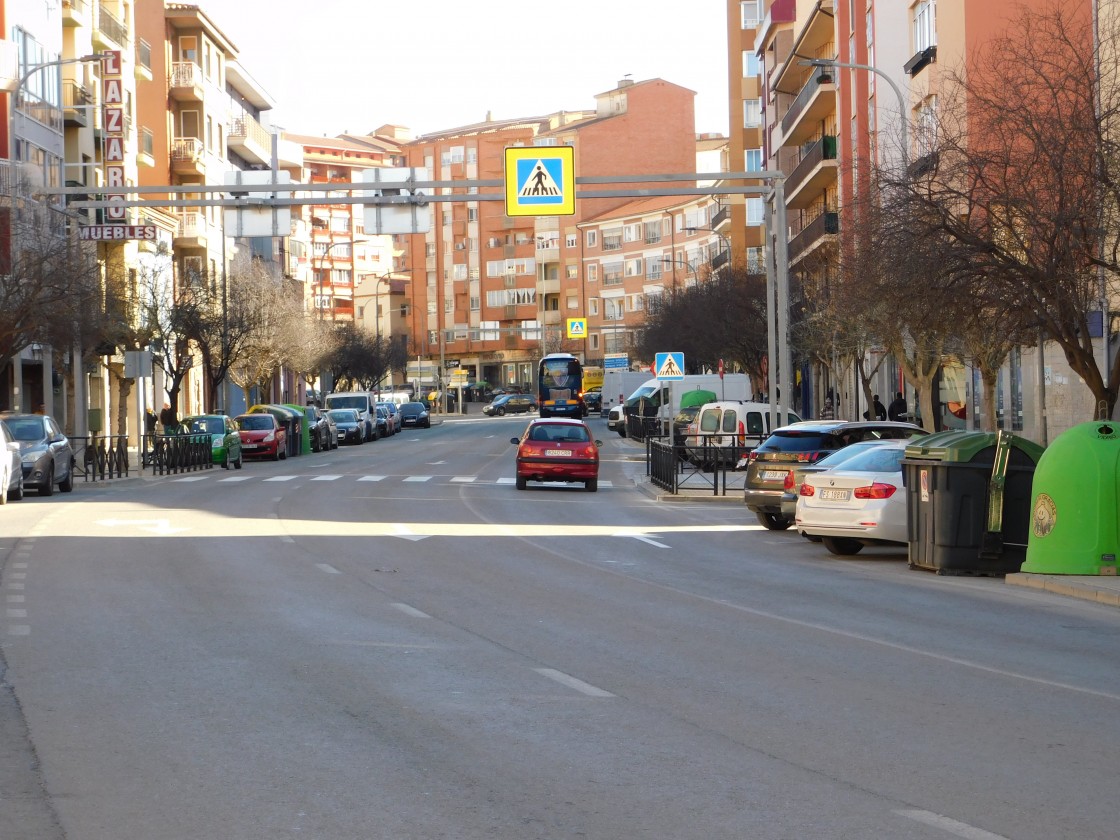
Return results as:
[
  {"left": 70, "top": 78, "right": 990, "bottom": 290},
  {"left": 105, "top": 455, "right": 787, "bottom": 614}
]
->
[
  {"left": 566, "top": 318, "right": 587, "bottom": 339},
  {"left": 654, "top": 352, "right": 685, "bottom": 380},
  {"left": 504, "top": 146, "right": 576, "bottom": 216}
]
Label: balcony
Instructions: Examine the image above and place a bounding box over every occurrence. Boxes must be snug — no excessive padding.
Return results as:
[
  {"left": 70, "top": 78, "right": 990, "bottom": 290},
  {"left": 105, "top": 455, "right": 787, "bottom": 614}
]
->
[
  {"left": 174, "top": 211, "right": 211, "bottom": 249},
  {"left": 227, "top": 110, "right": 271, "bottom": 165},
  {"left": 138, "top": 128, "right": 155, "bottom": 168},
  {"left": 781, "top": 72, "right": 836, "bottom": 147},
  {"left": 710, "top": 249, "right": 729, "bottom": 271},
  {"left": 63, "top": 80, "right": 92, "bottom": 127},
  {"left": 169, "top": 61, "right": 204, "bottom": 101},
  {"left": 171, "top": 137, "right": 205, "bottom": 176},
  {"left": 94, "top": 4, "right": 129, "bottom": 49},
  {"left": 786, "top": 135, "right": 838, "bottom": 209},
  {"left": 788, "top": 211, "right": 838, "bottom": 263},
  {"left": 709, "top": 204, "right": 730, "bottom": 229},
  {"left": 62, "top": 0, "right": 89, "bottom": 27},
  {"left": 136, "top": 39, "right": 153, "bottom": 82}
]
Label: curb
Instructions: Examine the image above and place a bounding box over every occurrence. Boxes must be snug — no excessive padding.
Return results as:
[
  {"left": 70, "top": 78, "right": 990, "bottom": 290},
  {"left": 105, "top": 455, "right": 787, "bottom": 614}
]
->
[{"left": 1005, "top": 572, "right": 1120, "bottom": 608}]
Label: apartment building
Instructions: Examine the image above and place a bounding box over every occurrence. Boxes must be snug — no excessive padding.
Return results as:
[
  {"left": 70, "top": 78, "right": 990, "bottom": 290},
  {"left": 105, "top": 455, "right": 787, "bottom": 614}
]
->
[
  {"left": 725, "top": 0, "right": 767, "bottom": 272},
  {"left": 402, "top": 78, "right": 697, "bottom": 391}
]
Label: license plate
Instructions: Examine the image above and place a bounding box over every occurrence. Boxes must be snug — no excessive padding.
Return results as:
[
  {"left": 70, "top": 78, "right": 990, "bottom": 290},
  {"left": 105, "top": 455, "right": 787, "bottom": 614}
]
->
[
  {"left": 761, "top": 470, "right": 787, "bottom": 481},
  {"left": 820, "top": 488, "right": 850, "bottom": 501},
  {"left": 545, "top": 449, "right": 572, "bottom": 457}
]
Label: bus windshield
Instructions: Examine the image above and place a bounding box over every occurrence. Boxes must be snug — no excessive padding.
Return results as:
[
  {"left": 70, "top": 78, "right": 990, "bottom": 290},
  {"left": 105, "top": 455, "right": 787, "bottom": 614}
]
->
[{"left": 537, "top": 354, "right": 585, "bottom": 419}]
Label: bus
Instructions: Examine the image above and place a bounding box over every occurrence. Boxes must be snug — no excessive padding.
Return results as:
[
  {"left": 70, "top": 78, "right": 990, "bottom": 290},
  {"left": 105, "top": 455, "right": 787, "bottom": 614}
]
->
[{"left": 537, "top": 353, "right": 585, "bottom": 418}]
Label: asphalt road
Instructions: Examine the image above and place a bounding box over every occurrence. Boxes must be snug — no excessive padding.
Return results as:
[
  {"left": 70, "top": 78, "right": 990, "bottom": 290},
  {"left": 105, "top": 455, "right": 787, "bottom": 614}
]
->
[{"left": 0, "top": 414, "right": 1117, "bottom": 839}]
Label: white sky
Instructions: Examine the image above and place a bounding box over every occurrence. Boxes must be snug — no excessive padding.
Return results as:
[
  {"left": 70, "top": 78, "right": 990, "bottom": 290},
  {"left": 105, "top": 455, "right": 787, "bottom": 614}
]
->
[{"left": 208, "top": 0, "right": 731, "bottom": 140}]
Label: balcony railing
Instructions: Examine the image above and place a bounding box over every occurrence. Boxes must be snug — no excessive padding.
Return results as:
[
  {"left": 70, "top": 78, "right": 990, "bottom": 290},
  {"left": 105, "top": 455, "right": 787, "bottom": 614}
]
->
[
  {"left": 137, "top": 39, "right": 152, "bottom": 76},
  {"left": 171, "top": 137, "right": 204, "bottom": 165},
  {"left": 781, "top": 71, "right": 832, "bottom": 138},
  {"left": 97, "top": 5, "right": 129, "bottom": 48},
  {"left": 710, "top": 205, "right": 729, "bottom": 228},
  {"left": 788, "top": 211, "right": 838, "bottom": 261},
  {"left": 786, "top": 135, "right": 837, "bottom": 198},
  {"left": 170, "top": 62, "right": 202, "bottom": 91},
  {"left": 175, "top": 211, "right": 210, "bottom": 240}
]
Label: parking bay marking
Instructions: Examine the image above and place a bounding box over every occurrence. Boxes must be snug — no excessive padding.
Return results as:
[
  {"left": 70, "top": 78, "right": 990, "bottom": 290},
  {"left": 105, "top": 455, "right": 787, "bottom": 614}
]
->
[{"left": 894, "top": 810, "right": 1010, "bottom": 840}]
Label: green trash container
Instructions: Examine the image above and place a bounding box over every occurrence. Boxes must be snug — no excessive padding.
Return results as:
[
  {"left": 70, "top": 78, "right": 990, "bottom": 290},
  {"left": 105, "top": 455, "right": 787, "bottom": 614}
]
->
[
  {"left": 1022, "top": 421, "right": 1120, "bottom": 575},
  {"left": 285, "top": 404, "right": 313, "bottom": 456},
  {"left": 902, "top": 430, "right": 1045, "bottom": 575}
]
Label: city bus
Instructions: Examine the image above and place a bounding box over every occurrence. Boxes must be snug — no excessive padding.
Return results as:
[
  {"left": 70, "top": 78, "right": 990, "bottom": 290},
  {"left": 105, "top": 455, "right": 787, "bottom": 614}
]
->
[{"left": 537, "top": 353, "right": 585, "bottom": 418}]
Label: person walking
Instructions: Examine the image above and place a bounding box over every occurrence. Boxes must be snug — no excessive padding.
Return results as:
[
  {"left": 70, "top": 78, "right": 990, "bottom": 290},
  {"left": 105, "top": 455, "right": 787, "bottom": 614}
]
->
[
  {"left": 159, "top": 402, "right": 178, "bottom": 433},
  {"left": 864, "top": 394, "right": 887, "bottom": 421},
  {"left": 888, "top": 391, "right": 907, "bottom": 422}
]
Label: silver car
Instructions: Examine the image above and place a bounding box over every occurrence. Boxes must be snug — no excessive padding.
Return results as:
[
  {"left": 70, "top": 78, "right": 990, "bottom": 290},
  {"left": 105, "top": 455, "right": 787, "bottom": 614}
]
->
[
  {"left": 0, "top": 419, "right": 25, "bottom": 503},
  {"left": 1, "top": 412, "right": 75, "bottom": 496}
]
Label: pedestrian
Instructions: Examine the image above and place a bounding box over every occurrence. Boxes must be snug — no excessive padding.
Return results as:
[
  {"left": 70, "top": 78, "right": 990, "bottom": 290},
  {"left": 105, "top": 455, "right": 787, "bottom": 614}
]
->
[
  {"left": 159, "top": 401, "right": 177, "bottom": 433},
  {"left": 872, "top": 394, "right": 886, "bottom": 421},
  {"left": 820, "top": 395, "right": 834, "bottom": 420},
  {"left": 888, "top": 391, "right": 907, "bottom": 422},
  {"left": 144, "top": 408, "right": 157, "bottom": 435}
]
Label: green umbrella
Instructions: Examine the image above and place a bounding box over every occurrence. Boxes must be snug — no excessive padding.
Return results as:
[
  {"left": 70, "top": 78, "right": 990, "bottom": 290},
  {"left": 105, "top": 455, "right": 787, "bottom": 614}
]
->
[{"left": 679, "top": 389, "right": 717, "bottom": 409}]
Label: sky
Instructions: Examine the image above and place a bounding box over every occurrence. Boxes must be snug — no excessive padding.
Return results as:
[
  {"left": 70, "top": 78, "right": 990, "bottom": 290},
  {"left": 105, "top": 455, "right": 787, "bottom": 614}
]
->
[{"left": 208, "top": 0, "right": 731, "bottom": 140}]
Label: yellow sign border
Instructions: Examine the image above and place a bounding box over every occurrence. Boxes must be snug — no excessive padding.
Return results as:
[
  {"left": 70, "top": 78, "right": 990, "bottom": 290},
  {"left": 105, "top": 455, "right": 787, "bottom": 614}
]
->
[
  {"left": 504, "top": 146, "right": 576, "bottom": 217},
  {"left": 566, "top": 317, "right": 587, "bottom": 339}
]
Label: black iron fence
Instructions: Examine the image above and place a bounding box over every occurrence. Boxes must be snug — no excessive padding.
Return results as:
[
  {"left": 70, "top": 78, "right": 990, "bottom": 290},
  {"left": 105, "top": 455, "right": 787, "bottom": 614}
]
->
[
  {"left": 143, "top": 433, "right": 214, "bottom": 476},
  {"left": 647, "top": 434, "right": 760, "bottom": 496},
  {"left": 74, "top": 435, "right": 130, "bottom": 482}
]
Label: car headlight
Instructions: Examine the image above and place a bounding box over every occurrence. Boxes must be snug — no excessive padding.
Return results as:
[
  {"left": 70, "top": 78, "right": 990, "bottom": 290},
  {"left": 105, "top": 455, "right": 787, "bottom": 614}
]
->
[
  {"left": 211, "top": 435, "right": 223, "bottom": 448},
  {"left": 21, "top": 451, "right": 40, "bottom": 464}
]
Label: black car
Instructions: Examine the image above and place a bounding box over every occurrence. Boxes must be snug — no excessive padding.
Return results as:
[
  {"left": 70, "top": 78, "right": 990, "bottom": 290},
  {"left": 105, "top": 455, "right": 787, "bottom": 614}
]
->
[
  {"left": 398, "top": 401, "right": 431, "bottom": 428},
  {"left": 374, "top": 405, "right": 390, "bottom": 439},
  {"left": 742, "top": 420, "right": 927, "bottom": 530},
  {"left": 584, "top": 389, "right": 603, "bottom": 413},
  {"left": 326, "top": 409, "right": 364, "bottom": 445},
  {"left": 304, "top": 406, "right": 334, "bottom": 452},
  {"left": 483, "top": 394, "right": 538, "bottom": 416}
]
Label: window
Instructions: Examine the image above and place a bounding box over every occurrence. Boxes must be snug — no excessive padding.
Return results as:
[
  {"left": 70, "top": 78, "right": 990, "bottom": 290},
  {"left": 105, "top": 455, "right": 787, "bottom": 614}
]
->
[
  {"left": 567, "top": 295, "right": 579, "bottom": 310},
  {"left": 602, "top": 228, "right": 623, "bottom": 251},
  {"left": 915, "top": 95, "right": 938, "bottom": 156},
  {"left": 644, "top": 220, "right": 661, "bottom": 244},
  {"left": 746, "top": 247, "right": 764, "bottom": 272},
  {"left": 623, "top": 223, "right": 642, "bottom": 242},
  {"left": 913, "top": 0, "right": 936, "bottom": 51},
  {"left": 647, "top": 259, "right": 663, "bottom": 280},
  {"left": 743, "top": 51, "right": 761, "bottom": 78},
  {"left": 587, "top": 263, "right": 597, "bottom": 283},
  {"left": 602, "top": 261, "right": 624, "bottom": 285},
  {"left": 746, "top": 148, "right": 763, "bottom": 171},
  {"left": 566, "top": 233, "right": 577, "bottom": 248},
  {"left": 624, "top": 258, "right": 643, "bottom": 277},
  {"left": 585, "top": 229, "right": 598, "bottom": 248},
  {"left": 743, "top": 98, "right": 762, "bottom": 127},
  {"left": 566, "top": 264, "right": 578, "bottom": 279},
  {"left": 741, "top": 0, "right": 760, "bottom": 27},
  {"left": 746, "top": 198, "right": 764, "bottom": 225},
  {"left": 589, "top": 298, "right": 599, "bottom": 316}
]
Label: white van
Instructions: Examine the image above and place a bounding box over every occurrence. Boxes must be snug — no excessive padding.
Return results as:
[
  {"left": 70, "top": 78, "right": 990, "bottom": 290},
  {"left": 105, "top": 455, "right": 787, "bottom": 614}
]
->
[
  {"left": 377, "top": 391, "right": 412, "bottom": 407},
  {"left": 323, "top": 391, "right": 376, "bottom": 441},
  {"left": 684, "top": 401, "right": 801, "bottom": 466}
]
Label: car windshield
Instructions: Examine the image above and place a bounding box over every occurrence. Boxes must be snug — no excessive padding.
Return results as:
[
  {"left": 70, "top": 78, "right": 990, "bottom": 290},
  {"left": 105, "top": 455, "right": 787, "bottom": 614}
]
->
[
  {"left": 829, "top": 446, "right": 907, "bottom": 473},
  {"left": 402, "top": 403, "right": 426, "bottom": 412},
  {"left": 328, "top": 410, "right": 357, "bottom": 423},
  {"left": 187, "top": 417, "right": 224, "bottom": 435},
  {"left": 237, "top": 415, "right": 274, "bottom": 431},
  {"left": 528, "top": 424, "right": 590, "bottom": 443},
  {"left": 326, "top": 396, "right": 366, "bottom": 411},
  {"left": 4, "top": 417, "right": 47, "bottom": 441}
]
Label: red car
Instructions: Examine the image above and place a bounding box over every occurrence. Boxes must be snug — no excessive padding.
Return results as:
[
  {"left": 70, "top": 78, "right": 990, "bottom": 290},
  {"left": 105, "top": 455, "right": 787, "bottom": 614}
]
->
[
  {"left": 510, "top": 418, "right": 601, "bottom": 491},
  {"left": 235, "top": 413, "right": 287, "bottom": 460}
]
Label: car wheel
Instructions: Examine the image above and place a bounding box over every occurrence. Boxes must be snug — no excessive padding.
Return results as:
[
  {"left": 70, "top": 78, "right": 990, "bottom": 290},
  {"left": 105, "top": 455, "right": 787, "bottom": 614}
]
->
[
  {"left": 40, "top": 464, "right": 54, "bottom": 496},
  {"left": 272, "top": 447, "right": 281, "bottom": 462},
  {"left": 754, "top": 511, "right": 791, "bottom": 530},
  {"left": 59, "top": 462, "right": 74, "bottom": 492},
  {"left": 11, "top": 474, "right": 22, "bottom": 501},
  {"left": 515, "top": 476, "right": 527, "bottom": 490},
  {"left": 822, "top": 536, "right": 864, "bottom": 556},
  {"left": 585, "top": 478, "right": 598, "bottom": 492},
  {"left": 0, "top": 475, "right": 7, "bottom": 505},
  {"left": 496, "top": 407, "right": 506, "bottom": 416},
  {"left": 280, "top": 448, "right": 287, "bottom": 461}
]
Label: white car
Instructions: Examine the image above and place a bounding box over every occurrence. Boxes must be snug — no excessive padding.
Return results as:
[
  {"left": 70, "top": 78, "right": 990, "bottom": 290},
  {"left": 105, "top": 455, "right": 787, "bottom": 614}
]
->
[
  {"left": 794, "top": 439, "right": 910, "bottom": 556},
  {"left": 0, "top": 419, "right": 25, "bottom": 504}
]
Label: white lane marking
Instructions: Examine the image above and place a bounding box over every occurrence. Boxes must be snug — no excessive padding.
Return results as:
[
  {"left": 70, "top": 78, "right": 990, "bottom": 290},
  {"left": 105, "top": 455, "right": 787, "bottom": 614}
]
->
[
  {"left": 496, "top": 477, "right": 515, "bottom": 484},
  {"left": 10, "top": 573, "right": 26, "bottom": 579},
  {"left": 619, "top": 534, "right": 669, "bottom": 549},
  {"left": 403, "top": 476, "right": 432, "bottom": 482},
  {"left": 7, "top": 583, "right": 24, "bottom": 590},
  {"left": 6, "top": 609, "right": 27, "bottom": 618},
  {"left": 6, "top": 595, "right": 25, "bottom": 603},
  {"left": 358, "top": 475, "right": 387, "bottom": 482},
  {"left": 316, "top": 563, "right": 340, "bottom": 574},
  {"left": 7, "top": 626, "right": 29, "bottom": 636},
  {"left": 173, "top": 476, "right": 209, "bottom": 482},
  {"left": 12, "top": 563, "right": 26, "bottom": 569},
  {"left": 389, "top": 524, "right": 428, "bottom": 542},
  {"left": 895, "top": 810, "right": 1010, "bottom": 839},
  {"left": 391, "top": 603, "right": 431, "bottom": 619},
  {"left": 450, "top": 476, "right": 476, "bottom": 483},
  {"left": 533, "top": 668, "right": 615, "bottom": 697},
  {"left": 264, "top": 476, "right": 299, "bottom": 482},
  {"left": 311, "top": 475, "right": 343, "bottom": 481},
  {"left": 218, "top": 476, "right": 252, "bottom": 482}
]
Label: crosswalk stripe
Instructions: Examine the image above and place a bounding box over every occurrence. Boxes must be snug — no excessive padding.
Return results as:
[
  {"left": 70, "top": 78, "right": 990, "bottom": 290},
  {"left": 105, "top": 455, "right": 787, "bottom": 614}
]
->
[
  {"left": 358, "top": 475, "right": 387, "bottom": 482},
  {"left": 218, "top": 476, "right": 253, "bottom": 482},
  {"left": 403, "top": 476, "right": 432, "bottom": 482},
  {"left": 311, "top": 475, "right": 343, "bottom": 481},
  {"left": 173, "top": 476, "right": 209, "bottom": 482},
  {"left": 450, "top": 476, "right": 476, "bottom": 482},
  {"left": 263, "top": 476, "right": 299, "bottom": 482}
]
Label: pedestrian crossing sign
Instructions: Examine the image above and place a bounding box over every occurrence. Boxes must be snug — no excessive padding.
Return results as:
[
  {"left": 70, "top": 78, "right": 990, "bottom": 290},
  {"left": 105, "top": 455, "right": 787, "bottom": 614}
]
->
[
  {"left": 566, "top": 318, "right": 587, "bottom": 339},
  {"left": 504, "top": 146, "right": 575, "bottom": 217},
  {"left": 654, "top": 352, "right": 685, "bottom": 380}
]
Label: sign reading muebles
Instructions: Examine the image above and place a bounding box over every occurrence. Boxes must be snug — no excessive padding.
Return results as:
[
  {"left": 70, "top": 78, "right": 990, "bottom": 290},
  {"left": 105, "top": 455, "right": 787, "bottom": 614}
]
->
[{"left": 78, "top": 225, "right": 158, "bottom": 241}]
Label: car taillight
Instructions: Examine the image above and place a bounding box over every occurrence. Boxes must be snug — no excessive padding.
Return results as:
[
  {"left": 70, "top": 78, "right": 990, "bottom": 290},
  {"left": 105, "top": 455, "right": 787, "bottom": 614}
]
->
[
  {"left": 854, "top": 482, "right": 897, "bottom": 499},
  {"left": 799, "top": 483, "right": 814, "bottom": 496},
  {"left": 747, "top": 450, "right": 760, "bottom": 461},
  {"left": 784, "top": 471, "right": 796, "bottom": 491}
]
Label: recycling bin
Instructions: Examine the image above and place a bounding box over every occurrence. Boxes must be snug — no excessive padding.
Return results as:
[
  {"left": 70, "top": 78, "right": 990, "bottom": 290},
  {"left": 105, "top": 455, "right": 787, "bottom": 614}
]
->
[
  {"left": 1022, "top": 421, "right": 1120, "bottom": 575},
  {"left": 903, "top": 430, "right": 1045, "bottom": 575},
  {"left": 285, "top": 404, "right": 313, "bottom": 456}
]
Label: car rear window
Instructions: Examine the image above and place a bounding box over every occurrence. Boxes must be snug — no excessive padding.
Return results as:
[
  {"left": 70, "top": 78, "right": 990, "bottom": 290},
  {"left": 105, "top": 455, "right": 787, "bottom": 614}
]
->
[
  {"left": 758, "top": 431, "right": 835, "bottom": 452},
  {"left": 834, "top": 446, "right": 907, "bottom": 473}
]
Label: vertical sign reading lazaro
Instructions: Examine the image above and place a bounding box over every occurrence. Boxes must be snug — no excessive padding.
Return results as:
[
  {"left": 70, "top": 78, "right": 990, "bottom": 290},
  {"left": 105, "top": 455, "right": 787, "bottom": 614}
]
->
[{"left": 101, "top": 50, "right": 126, "bottom": 223}]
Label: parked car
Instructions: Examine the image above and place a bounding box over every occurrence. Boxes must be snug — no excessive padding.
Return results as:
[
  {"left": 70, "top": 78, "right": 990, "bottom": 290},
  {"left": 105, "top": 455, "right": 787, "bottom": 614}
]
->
[
  {"left": 584, "top": 388, "right": 603, "bottom": 414},
  {"left": 1, "top": 412, "right": 74, "bottom": 496},
  {"left": 235, "top": 413, "right": 287, "bottom": 460},
  {"left": 779, "top": 439, "right": 906, "bottom": 522},
  {"left": 510, "top": 417, "right": 602, "bottom": 491},
  {"left": 484, "top": 394, "right": 538, "bottom": 416},
  {"left": 373, "top": 406, "right": 390, "bottom": 440},
  {"left": 303, "top": 405, "right": 334, "bottom": 452},
  {"left": 743, "top": 420, "right": 927, "bottom": 530},
  {"left": 316, "top": 408, "right": 338, "bottom": 449},
  {"left": 0, "top": 419, "right": 25, "bottom": 504},
  {"left": 683, "top": 401, "right": 791, "bottom": 468},
  {"left": 795, "top": 439, "right": 912, "bottom": 556},
  {"left": 398, "top": 401, "right": 431, "bottom": 428},
  {"left": 327, "top": 409, "right": 364, "bottom": 445},
  {"left": 182, "top": 414, "right": 243, "bottom": 469},
  {"left": 376, "top": 401, "right": 402, "bottom": 435},
  {"left": 607, "top": 404, "right": 626, "bottom": 435}
]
